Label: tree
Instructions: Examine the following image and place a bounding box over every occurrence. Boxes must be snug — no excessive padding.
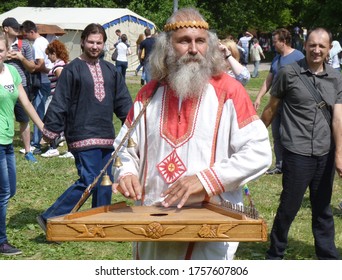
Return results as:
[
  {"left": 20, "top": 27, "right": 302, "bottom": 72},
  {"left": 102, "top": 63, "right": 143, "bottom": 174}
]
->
[
  {"left": 0, "top": 1, "right": 27, "bottom": 14},
  {"left": 27, "top": 0, "right": 117, "bottom": 7},
  {"left": 300, "top": 0, "right": 342, "bottom": 37},
  {"left": 1, "top": 0, "right": 341, "bottom": 39},
  {"left": 127, "top": 0, "right": 198, "bottom": 31}
]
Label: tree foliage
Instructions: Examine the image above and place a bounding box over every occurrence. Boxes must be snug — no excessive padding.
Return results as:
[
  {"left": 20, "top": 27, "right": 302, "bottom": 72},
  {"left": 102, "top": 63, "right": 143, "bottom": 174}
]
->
[
  {"left": 300, "top": 0, "right": 342, "bottom": 35},
  {"left": 1, "top": 0, "right": 341, "bottom": 38},
  {"left": 0, "top": 1, "right": 27, "bottom": 14}
]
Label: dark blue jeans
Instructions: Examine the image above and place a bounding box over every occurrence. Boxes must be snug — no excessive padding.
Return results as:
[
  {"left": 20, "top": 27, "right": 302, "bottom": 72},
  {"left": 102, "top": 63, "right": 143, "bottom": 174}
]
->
[
  {"left": 41, "top": 148, "right": 113, "bottom": 221},
  {"left": 32, "top": 82, "right": 51, "bottom": 148},
  {"left": 115, "top": 60, "right": 128, "bottom": 80},
  {"left": 0, "top": 144, "right": 16, "bottom": 244},
  {"left": 144, "top": 62, "right": 152, "bottom": 83},
  {"left": 266, "top": 149, "right": 339, "bottom": 259}
]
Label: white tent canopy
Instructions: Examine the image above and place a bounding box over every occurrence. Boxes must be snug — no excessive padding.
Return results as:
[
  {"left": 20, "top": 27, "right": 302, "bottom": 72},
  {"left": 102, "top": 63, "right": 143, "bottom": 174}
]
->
[{"left": 0, "top": 7, "right": 156, "bottom": 71}]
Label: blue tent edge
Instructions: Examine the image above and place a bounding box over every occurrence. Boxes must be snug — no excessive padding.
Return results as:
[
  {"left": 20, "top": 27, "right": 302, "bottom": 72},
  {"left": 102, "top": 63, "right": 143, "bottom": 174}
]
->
[{"left": 102, "top": 15, "right": 155, "bottom": 30}]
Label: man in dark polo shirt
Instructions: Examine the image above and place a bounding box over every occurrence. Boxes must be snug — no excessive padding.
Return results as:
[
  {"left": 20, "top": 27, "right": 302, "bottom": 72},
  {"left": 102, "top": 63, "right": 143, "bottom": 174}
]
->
[
  {"left": 261, "top": 27, "right": 342, "bottom": 260},
  {"left": 138, "top": 28, "right": 155, "bottom": 84}
]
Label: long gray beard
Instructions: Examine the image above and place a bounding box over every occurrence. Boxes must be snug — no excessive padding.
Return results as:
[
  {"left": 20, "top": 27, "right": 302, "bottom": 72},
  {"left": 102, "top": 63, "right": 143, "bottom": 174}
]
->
[{"left": 166, "top": 53, "right": 211, "bottom": 99}]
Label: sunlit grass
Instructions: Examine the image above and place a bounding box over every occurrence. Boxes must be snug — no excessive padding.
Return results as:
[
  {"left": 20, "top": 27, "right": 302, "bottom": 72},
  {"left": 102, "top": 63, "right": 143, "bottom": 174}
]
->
[{"left": 2, "top": 70, "right": 341, "bottom": 260}]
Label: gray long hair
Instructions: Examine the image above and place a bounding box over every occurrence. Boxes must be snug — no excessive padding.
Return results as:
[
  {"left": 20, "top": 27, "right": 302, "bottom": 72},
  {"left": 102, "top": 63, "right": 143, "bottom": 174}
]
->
[{"left": 149, "top": 8, "right": 225, "bottom": 82}]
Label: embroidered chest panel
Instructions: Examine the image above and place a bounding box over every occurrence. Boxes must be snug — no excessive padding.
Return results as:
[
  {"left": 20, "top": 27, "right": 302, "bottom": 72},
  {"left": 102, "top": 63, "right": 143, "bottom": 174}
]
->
[
  {"left": 87, "top": 62, "right": 105, "bottom": 102},
  {"left": 160, "top": 89, "right": 202, "bottom": 148}
]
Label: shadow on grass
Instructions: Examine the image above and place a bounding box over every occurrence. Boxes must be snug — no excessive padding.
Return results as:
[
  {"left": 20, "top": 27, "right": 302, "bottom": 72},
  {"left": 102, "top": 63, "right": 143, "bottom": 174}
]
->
[
  {"left": 236, "top": 238, "right": 342, "bottom": 260},
  {"left": 301, "top": 196, "right": 342, "bottom": 216},
  {"left": 7, "top": 207, "right": 48, "bottom": 243}
]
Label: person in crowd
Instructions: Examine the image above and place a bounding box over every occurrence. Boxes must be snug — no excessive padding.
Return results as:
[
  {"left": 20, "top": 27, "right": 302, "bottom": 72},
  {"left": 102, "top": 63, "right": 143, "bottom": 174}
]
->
[
  {"left": 237, "top": 31, "right": 253, "bottom": 66},
  {"left": 2, "top": 17, "right": 37, "bottom": 162},
  {"left": 21, "top": 20, "right": 51, "bottom": 155},
  {"left": 327, "top": 40, "right": 342, "bottom": 72},
  {"left": 0, "top": 34, "right": 44, "bottom": 256},
  {"left": 109, "top": 29, "right": 123, "bottom": 60},
  {"left": 114, "top": 34, "right": 131, "bottom": 81},
  {"left": 138, "top": 28, "right": 156, "bottom": 84},
  {"left": 219, "top": 38, "right": 250, "bottom": 86},
  {"left": 219, "top": 37, "right": 252, "bottom": 209},
  {"left": 135, "top": 33, "right": 145, "bottom": 76},
  {"left": 115, "top": 29, "right": 122, "bottom": 44},
  {"left": 36, "top": 23, "right": 133, "bottom": 233},
  {"left": 249, "top": 38, "right": 265, "bottom": 78},
  {"left": 112, "top": 7, "right": 272, "bottom": 260},
  {"left": 261, "top": 27, "right": 341, "bottom": 260},
  {"left": 40, "top": 40, "right": 70, "bottom": 158},
  {"left": 259, "top": 34, "right": 270, "bottom": 53},
  {"left": 292, "top": 26, "right": 304, "bottom": 51},
  {"left": 254, "top": 28, "right": 304, "bottom": 175}
]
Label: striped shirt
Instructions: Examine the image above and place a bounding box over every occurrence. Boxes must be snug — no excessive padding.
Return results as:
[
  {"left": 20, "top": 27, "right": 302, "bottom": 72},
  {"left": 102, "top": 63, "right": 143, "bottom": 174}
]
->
[
  {"left": 6, "top": 38, "right": 34, "bottom": 87},
  {"left": 48, "top": 60, "right": 66, "bottom": 94}
]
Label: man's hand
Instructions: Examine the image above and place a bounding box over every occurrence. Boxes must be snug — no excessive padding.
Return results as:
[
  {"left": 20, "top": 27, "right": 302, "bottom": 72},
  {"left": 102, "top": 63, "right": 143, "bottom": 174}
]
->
[
  {"left": 112, "top": 174, "right": 142, "bottom": 201},
  {"left": 333, "top": 104, "right": 342, "bottom": 178},
  {"left": 253, "top": 97, "right": 261, "bottom": 111},
  {"left": 335, "top": 154, "right": 342, "bottom": 178},
  {"left": 161, "top": 175, "right": 206, "bottom": 209},
  {"left": 42, "top": 134, "right": 52, "bottom": 144}
]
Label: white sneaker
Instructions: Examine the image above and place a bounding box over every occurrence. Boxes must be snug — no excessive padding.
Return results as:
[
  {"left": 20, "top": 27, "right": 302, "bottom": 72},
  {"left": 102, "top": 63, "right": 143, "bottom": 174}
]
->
[
  {"left": 41, "top": 148, "right": 60, "bottom": 158},
  {"left": 58, "top": 152, "right": 74, "bottom": 159},
  {"left": 19, "top": 146, "right": 35, "bottom": 154}
]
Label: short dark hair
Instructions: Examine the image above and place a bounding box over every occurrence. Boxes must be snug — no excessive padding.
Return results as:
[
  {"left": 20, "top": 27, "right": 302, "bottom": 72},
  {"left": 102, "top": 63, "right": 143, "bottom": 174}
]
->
[
  {"left": 80, "top": 23, "right": 107, "bottom": 51},
  {"left": 121, "top": 34, "right": 128, "bottom": 42},
  {"left": 144, "top": 28, "right": 151, "bottom": 37},
  {"left": 21, "top": 20, "right": 37, "bottom": 33},
  {"left": 272, "top": 28, "right": 292, "bottom": 46}
]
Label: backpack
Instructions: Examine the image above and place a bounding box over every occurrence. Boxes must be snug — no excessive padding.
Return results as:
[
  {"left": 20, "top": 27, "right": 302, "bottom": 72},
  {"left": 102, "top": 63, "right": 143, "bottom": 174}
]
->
[{"left": 111, "top": 48, "right": 118, "bottom": 61}]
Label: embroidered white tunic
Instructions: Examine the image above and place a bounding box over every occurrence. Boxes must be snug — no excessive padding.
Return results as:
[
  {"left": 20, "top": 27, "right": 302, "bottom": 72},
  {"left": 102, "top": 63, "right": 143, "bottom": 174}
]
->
[{"left": 113, "top": 73, "right": 272, "bottom": 260}]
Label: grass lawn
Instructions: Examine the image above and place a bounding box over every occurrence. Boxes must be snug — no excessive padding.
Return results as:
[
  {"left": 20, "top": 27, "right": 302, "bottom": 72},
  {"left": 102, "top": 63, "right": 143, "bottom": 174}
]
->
[{"left": 1, "top": 70, "right": 341, "bottom": 260}]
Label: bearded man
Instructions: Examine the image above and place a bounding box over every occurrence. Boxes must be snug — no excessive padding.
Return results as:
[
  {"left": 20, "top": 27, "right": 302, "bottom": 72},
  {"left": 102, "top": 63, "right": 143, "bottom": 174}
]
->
[
  {"left": 37, "top": 23, "right": 133, "bottom": 232},
  {"left": 112, "top": 8, "right": 272, "bottom": 260}
]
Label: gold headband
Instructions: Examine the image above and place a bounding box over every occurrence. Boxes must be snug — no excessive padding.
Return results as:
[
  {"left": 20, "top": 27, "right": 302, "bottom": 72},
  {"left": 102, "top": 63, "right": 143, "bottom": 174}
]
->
[{"left": 164, "top": 20, "right": 209, "bottom": 32}]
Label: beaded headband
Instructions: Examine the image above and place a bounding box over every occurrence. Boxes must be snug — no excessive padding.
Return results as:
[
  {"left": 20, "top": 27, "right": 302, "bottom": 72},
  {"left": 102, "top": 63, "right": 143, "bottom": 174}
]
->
[{"left": 164, "top": 20, "right": 209, "bottom": 32}]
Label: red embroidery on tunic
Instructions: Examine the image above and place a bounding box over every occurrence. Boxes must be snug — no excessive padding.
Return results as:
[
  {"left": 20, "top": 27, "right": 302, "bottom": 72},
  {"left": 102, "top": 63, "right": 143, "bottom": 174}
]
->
[
  {"left": 160, "top": 88, "right": 201, "bottom": 148},
  {"left": 157, "top": 150, "right": 187, "bottom": 184},
  {"left": 68, "top": 138, "right": 114, "bottom": 149},
  {"left": 87, "top": 62, "right": 105, "bottom": 102},
  {"left": 42, "top": 127, "right": 60, "bottom": 141},
  {"left": 200, "top": 169, "right": 225, "bottom": 195}
]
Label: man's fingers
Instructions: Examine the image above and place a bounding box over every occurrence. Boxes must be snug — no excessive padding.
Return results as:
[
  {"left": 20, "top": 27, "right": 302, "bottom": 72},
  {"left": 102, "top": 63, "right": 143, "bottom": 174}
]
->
[
  {"left": 118, "top": 178, "right": 131, "bottom": 197},
  {"left": 131, "top": 175, "right": 142, "bottom": 200},
  {"left": 162, "top": 185, "right": 185, "bottom": 208},
  {"left": 113, "top": 175, "right": 142, "bottom": 201}
]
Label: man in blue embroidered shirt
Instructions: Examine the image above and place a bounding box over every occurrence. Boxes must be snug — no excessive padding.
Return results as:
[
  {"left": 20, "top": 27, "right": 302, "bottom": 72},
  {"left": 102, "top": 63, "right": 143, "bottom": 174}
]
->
[{"left": 36, "top": 23, "right": 133, "bottom": 232}]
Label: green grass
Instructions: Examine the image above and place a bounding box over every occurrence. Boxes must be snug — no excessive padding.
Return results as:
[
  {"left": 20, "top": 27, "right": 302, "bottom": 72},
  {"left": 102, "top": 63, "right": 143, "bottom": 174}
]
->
[{"left": 1, "top": 71, "right": 341, "bottom": 260}]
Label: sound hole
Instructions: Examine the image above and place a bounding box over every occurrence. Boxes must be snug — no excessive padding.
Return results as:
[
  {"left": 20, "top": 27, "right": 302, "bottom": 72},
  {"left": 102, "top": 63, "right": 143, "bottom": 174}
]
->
[{"left": 150, "top": 213, "right": 168, "bottom": 216}]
